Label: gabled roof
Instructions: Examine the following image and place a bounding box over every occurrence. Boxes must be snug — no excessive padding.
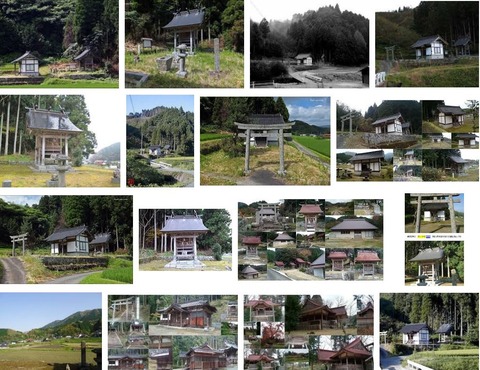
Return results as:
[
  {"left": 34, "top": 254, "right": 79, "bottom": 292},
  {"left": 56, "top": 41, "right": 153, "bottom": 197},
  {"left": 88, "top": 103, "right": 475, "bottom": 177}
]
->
[
  {"left": 295, "top": 53, "right": 312, "bottom": 59},
  {"left": 350, "top": 150, "right": 385, "bottom": 162},
  {"left": 160, "top": 300, "right": 217, "bottom": 314},
  {"left": 163, "top": 8, "right": 205, "bottom": 29},
  {"left": 330, "top": 306, "right": 347, "bottom": 316},
  {"left": 247, "top": 353, "right": 274, "bottom": 363},
  {"left": 161, "top": 215, "right": 209, "bottom": 233},
  {"left": 455, "top": 133, "right": 478, "bottom": 139},
  {"left": 453, "top": 36, "right": 471, "bottom": 47},
  {"left": 248, "top": 114, "right": 286, "bottom": 125},
  {"left": 449, "top": 155, "right": 469, "bottom": 164},
  {"left": 331, "top": 337, "right": 371, "bottom": 360},
  {"left": 241, "top": 265, "right": 259, "bottom": 275},
  {"left": 45, "top": 225, "right": 89, "bottom": 242},
  {"left": 90, "top": 233, "right": 111, "bottom": 245},
  {"left": 274, "top": 261, "right": 285, "bottom": 267},
  {"left": 274, "top": 232, "right": 294, "bottom": 241},
  {"left": 358, "top": 301, "right": 374, "bottom": 316},
  {"left": 436, "top": 323, "right": 453, "bottom": 334},
  {"left": 328, "top": 251, "right": 348, "bottom": 259},
  {"left": 400, "top": 323, "right": 429, "bottom": 334},
  {"left": 299, "top": 204, "right": 323, "bottom": 215},
  {"left": 410, "top": 247, "right": 444, "bottom": 262},
  {"left": 11, "top": 51, "right": 39, "bottom": 63},
  {"left": 411, "top": 35, "right": 448, "bottom": 48},
  {"left": 149, "top": 348, "right": 170, "bottom": 358},
  {"left": 27, "top": 108, "right": 83, "bottom": 134},
  {"left": 331, "top": 218, "right": 378, "bottom": 231},
  {"left": 371, "top": 113, "right": 404, "bottom": 127},
  {"left": 245, "top": 299, "right": 280, "bottom": 309},
  {"left": 437, "top": 105, "right": 465, "bottom": 115},
  {"left": 242, "top": 236, "right": 262, "bottom": 245},
  {"left": 311, "top": 254, "right": 325, "bottom": 267},
  {"left": 186, "top": 343, "right": 223, "bottom": 356},
  {"left": 355, "top": 250, "right": 381, "bottom": 263},
  {"left": 74, "top": 49, "right": 91, "bottom": 61}
]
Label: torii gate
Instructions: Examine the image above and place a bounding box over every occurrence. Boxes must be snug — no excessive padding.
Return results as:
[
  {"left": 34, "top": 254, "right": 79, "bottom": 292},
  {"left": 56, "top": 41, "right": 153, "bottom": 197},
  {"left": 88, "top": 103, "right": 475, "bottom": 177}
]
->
[
  {"left": 10, "top": 233, "right": 27, "bottom": 256},
  {"left": 340, "top": 112, "right": 358, "bottom": 134},
  {"left": 235, "top": 115, "right": 292, "bottom": 175},
  {"left": 410, "top": 193, "right": 460, "bottom": 233}
]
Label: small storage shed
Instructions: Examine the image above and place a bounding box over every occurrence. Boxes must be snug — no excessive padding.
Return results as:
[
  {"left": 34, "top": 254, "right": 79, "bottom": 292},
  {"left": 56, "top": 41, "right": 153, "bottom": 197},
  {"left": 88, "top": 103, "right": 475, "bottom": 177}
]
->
[
  {"left": 295, "top": 53, "right": 313, "bottom": 65},
  {"left": 453, "top": 35, "right": 471, "bottom": 56},
  {"left": 437, "top": 105, "right": 465, "bottom": 127},
  {"left": 11, "top": 51, "right": 40, "bottom": 76},
  {"left": 46, "top": 225, "right": 91, "bottom": 255},
  {"left": 74, "top": 49, "right": 94, "bottom": 71},
  {"left": 90, "top": 233, "right": 111, "bottom": 254},
  {"left": 311, "top": 254, "right": 325, "bottom": 278},
  {"left": 350, "top": 150, "right": 385, "bottom": 175},
  {"left": 454, "top": 133, "right": 477, "bottom": 147},
  {"left": 411, "top": 35, "right": 448, "bottom": 59},
  {"left": 448, "top": 155, "right": 469, "bottom": 174},
  {"left": 330, "top": 219, "right": 378, "bottom": 239},
  {"left": 436, "top": 323, "right": 454, "bottom": 343},
  {"left": 371, "top": 113, "right": 404, "bottom": 135},
  {"left": 400, "top": 323, "right": 430, "bottom": 345}
]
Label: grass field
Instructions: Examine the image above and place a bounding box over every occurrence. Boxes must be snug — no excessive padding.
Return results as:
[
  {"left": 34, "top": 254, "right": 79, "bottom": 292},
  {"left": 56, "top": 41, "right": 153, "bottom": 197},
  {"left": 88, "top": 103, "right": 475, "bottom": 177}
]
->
[
  {"left": 0, "top": 341, "right": 101, "bottom": 370},
  {"left": 140, "top": 256, "right": 231, "bottom": 271},
  {"left": 293, "top": 136, "right": 331, "bottom": 159},
  {"left": 406, "top": 348, "right": 479, "bottom": 370},
  {"left": 385, "top": 59, "right": 479, "bottom": 87},
  {"left": 0, "top": 163, "right": 119, "bottom": 187},
  {"left": 201, "top": 145, "right": 330, "bottom": 185},
  {"left": 200, "top": 133, "right": 232, "bottom": 141},
  {"left": 126, "top": 49, "right": 244, "bottom": 88},
  {"left": 154, "top": 156, "right": 194, "bottom": 170},
  {"left": 422, "top": 117, "right": 478, "bottom": 134}
]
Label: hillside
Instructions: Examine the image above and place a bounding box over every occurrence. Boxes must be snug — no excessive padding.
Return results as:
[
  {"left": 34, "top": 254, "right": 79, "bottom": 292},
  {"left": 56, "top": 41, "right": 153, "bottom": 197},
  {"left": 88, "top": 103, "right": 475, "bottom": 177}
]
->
[
  {"left": 292, "top": 120, "right": 330, "bottom": 135},
  {"left": 0, "top": 328, "right": 25, "bottom": 340},
  {"left": 89, "top": 142, "right": 121, "bottom": 162},
  {"left": 41, "top": 308, "right": 101, "bottom": 330}
]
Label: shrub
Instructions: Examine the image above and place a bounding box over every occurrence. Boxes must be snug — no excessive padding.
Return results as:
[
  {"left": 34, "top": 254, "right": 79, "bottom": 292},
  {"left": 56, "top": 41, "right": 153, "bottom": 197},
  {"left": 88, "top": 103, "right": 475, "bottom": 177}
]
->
[
  {"left": 422, "top": 166, "right": 444, "bottom": 181},
  {"left": 250, "top": 61, "right": 288, "bottom": 82},
  {"left": 212, "top": 243, "right": 222, "bottom": 261}
]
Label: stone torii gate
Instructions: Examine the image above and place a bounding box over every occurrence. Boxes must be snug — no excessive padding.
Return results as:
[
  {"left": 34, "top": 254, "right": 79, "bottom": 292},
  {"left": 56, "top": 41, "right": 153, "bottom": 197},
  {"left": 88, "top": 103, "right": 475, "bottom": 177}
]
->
[
  {"left": 410, "top": 193, "right": 460, "bottom": 233},
  {"left": 340, "top": 112, "right": 359, "bottom": 134},
  {"left": 235, "top": 114, "right": 292, "bottom": 175},
  {"left": 10, "top": 233, "right": 27, "bottom": 256}
]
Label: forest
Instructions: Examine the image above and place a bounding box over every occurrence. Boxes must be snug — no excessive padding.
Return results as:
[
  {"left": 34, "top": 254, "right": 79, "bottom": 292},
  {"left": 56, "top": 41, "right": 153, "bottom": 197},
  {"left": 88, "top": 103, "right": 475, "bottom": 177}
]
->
[
  {"left": 380, "top": 293, "right": 478, "bottom": 344},
  {"left": 125, "top": 0, "right": 244, "bottom": 53},
  {"left": 376, "top": 2, "right": 479, "bottom": 59},
  {"left": 0, "top": 195, "right": 133, "bottom": 253},
  {"left": 336, "top": 100, "right": 422, "bottom": 134},
  {"left": 251, "top": 5, "right": 368, "bottom": 66},
  {"left": 138, "top": 209, "right": 232, "bottom": 257},
  {"left": 0, "top": 95, "right": 96, "bottom": 166},
  {"left": 0, "top": 0, "right": 118, "bottom": 67},
  {"left": 127, "top": 106, "right": 194, "bottom": 156}
]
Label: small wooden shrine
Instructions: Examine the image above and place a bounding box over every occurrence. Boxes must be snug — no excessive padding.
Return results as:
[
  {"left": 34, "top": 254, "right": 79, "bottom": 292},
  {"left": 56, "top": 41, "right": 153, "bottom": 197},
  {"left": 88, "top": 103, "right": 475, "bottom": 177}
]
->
[
  {"left": 26, "top": 107, "right": 82, "bottom": 168},
  {"left": 298, "top": 203, "right": 323, "bottom": 231},
  {"left": 157, "top": 300, "right": 217, "bottom": 329},
  {"left": 163, "top": 9, "right": 205, "bottom": 53},
  {"left": 161, "top": 214, "right": 209, "bottom": 268},
  {"left": 242, "top": 236, "right": 262, "bottom": 258}
]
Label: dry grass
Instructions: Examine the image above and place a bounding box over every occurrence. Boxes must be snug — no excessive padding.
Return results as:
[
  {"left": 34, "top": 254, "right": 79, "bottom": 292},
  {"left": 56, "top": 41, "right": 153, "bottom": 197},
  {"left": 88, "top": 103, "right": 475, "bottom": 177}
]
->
[
  {"left": 326, "top": 237, "right": 383, "bottom": 249},
  {"left": 282, "top": 269, "right": 323, "bottom": 281},
  {"left": 0, "top": 164, "right": 119, "bottom": 187},
  {"left": 405, "top": 219, "right": 464, "bottom": 233},
  {"left": 140, "top": 257, "right": 231, "bottom": 271},
  {"left": 201, "top": 145, "right": 330, "bottom": 185}
]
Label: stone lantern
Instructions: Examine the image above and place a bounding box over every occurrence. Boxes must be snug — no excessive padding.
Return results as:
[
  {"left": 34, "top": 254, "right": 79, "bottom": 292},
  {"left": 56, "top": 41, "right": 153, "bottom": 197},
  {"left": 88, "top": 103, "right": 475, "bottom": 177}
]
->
[{"left": 176, "top": 43, "right": 188, "bottom": 78}]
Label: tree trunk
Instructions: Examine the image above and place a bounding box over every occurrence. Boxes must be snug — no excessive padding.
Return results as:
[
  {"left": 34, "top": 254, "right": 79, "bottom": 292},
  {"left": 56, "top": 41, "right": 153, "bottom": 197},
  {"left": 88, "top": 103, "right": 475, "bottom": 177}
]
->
[
  {"left": 13, "top": 96, "right": 21, "bottom": 154},
  {"left": 0, "top": 107, "right": 4, "bottom": 154},
  {"left": 4, "top": 98, "right": 11, "bottom": 156}
]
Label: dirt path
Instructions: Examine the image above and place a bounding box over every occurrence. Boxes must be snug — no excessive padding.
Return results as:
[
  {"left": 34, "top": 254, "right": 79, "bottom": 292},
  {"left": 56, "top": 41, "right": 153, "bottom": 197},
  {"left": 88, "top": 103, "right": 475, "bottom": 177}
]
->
[
  {"left": 0, "top": 257, "right": 26, "bottom": 284},
  {"left": 47, "top": 270, "right": 101, "bottom": 284},
  {"left": 237, "top": 169, "right": 285, "bottom": 185},
  {"left": 380, "top": 347, "right": 407, "bottom": 369}
]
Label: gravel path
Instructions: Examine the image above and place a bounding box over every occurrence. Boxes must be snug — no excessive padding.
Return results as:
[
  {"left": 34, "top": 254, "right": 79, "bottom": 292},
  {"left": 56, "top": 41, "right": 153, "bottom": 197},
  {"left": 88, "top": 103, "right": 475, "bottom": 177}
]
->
[
  {"left": 47, "top": 270, "right": 101, "bottom": 284},
  {"left": 0, "top": 257, "right": 26, "bottom": 284}
]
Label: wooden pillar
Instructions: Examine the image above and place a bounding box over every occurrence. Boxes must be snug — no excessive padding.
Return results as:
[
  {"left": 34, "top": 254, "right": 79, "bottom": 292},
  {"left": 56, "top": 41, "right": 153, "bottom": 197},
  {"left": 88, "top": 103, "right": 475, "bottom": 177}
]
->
[
  {"left": 190, "top": 30, "right": 193, "bottom": 53},
  {"left": 173, "top": 236, "right": 177, "bottom": 260},
  {"left": 41, "top": 135, "right": 46, "bottom": 165},
  {"left": 193, "top": 235, "right": 197, "bottom": 260},
  {"left": 415, "top": 195, "right": 422, "bottom": 233},
  {"left": 349, "top": 115, "right": 352, "bottom": 133},
  {"left": 174, "top": 30, "right": 177, "bottom": 50},
  {"left": 279, "top": 128, "right": 285, "bottom": 174},
  {"left": 65, "top": 137, "right": 69, "bottom": 158},
  {"left": 244, "top": 128, "right": 251, "bottom": 174},
  {"left": 448, "top": 195, "right": 457, "bottom": 232}
]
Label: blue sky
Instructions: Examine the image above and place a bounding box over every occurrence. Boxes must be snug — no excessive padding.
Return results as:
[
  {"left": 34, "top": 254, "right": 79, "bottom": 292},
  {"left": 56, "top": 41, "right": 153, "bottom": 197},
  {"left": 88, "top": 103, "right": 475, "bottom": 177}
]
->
[
  {"left": 454, "top": 194, "right": 464, "bottom": 213},
  {"left": 0, "top": 293, "right": 101, "bottom": 332},
  {"left": 0, "top": 195, "right": 41, "bottom": 206},
  {"left": 127, "top": 95, "right": 194, "bottom": 115},
  {"left": 283, "top": 97, "right": 330, "bottom": 127}
]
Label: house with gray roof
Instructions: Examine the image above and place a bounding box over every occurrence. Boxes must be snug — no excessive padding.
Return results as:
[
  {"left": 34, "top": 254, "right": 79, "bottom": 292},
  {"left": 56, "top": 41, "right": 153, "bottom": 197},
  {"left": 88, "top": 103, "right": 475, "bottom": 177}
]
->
[
  {"left": 11, "top": 51, "right": 40, "bottom": 76},
  {"left": 330, "top": 218, "right": 378, "bottom": 239},
  {"left": 295, "top": 53, "right": 313, "bottom": 65},
  {"left": 411, "top": 35, "right": 448, "bottom": 59},
  {"left": 436, "top": 323, "right": 454, "bottom": 342},
  {"left": 349, "top": 150, "right": 384, "bottom": 175},
  {"left": 163, "top": 8, "right": 205, "bottom": 53},
  {"left": 436, "top": 105, "right": 465, "bottom": 127},
  {"left": 371, "top": 113, "right": 404, "bottom": 135},
  {"left": 453, "top": 133, "right": 478, "bottom": 147},
  {"left": 400, "top": 323, "right": 430, "bottom": 345},
  {"left": 90, "top": 233, "right": 111, "bottom": 254},
  {"left": 453, "top": 35, "right": 471, "bottom": 56},
  {"left": 46, "top": 225, "right": 91, "bottom": 255}
]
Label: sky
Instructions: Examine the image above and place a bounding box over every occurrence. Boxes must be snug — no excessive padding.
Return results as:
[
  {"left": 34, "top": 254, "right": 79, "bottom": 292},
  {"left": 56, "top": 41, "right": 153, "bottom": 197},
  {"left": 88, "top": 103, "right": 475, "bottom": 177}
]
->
[
  {"left": 126, "top": 95, "right": 194, "bottom": 115},
  {"left": 0, "top": 293, "right": 101, "bottom": 332},
  {"left": 0, "top": 195, "right": 41, "bottom": 206},
  {"left": 250, "top": 0, "right": 421, "bottom": 22},
  {"left": 84, "top": 94, "right": 121, "bottom": 151},
  {"left": 283, "top": 97, "right": 330, "bottom": 127}
]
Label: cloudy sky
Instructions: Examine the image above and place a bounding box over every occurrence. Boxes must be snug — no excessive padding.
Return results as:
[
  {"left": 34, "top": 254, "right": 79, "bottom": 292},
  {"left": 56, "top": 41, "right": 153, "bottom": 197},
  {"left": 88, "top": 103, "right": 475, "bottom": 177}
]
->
[
  {"left": 0, "top": 195, "right": 41, "bottom": 206},
  {"left": 283, "top": 97, "right": 330, "bottom": 127}
]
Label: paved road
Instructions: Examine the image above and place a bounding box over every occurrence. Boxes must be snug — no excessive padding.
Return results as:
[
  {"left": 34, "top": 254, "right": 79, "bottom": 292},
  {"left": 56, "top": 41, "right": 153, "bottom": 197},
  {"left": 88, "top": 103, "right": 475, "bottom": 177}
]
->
[
  {"left": 47, "top": 271, "right": 101, "bottom": 284},
  {"left": 0, "top": 257, "right": 26, "bottom": 284},
  {"left": 380, "top": 347, "right": 407, "bottom": 370}
]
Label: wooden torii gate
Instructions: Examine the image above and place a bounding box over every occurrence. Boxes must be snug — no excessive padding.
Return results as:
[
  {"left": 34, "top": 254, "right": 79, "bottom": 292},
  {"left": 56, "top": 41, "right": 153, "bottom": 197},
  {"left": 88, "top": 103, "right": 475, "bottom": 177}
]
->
[
  {"left": 410, "top": 193, "right": 460, "bottom": 233},
  {"left": 10, "top": 233, "right": 27, "bottom": 256}
]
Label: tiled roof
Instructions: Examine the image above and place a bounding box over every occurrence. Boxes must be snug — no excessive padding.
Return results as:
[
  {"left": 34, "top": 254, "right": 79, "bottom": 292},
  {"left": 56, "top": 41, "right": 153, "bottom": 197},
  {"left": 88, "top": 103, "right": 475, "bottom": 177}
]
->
[
  {"left": 163, "top": 9, "right": 204, "bottom": 29},
  {"left": 331, "top": 218, "right": 378, "bottom": 231}
]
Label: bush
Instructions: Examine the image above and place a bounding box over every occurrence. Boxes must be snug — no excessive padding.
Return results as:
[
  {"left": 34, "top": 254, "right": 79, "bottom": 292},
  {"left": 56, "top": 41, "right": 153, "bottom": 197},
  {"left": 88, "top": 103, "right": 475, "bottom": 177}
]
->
[
  {"left": 422, "top": 166, "right": 444, "bottom": 181},
  {"left": 250, "top": 60, "right": 288, "bottom": 82},
  {"left": 212, "top": 243, "right": 222, "bottom": 261},
  {"left": 221, "top": 137, "right": 244, "bottom": 158}
]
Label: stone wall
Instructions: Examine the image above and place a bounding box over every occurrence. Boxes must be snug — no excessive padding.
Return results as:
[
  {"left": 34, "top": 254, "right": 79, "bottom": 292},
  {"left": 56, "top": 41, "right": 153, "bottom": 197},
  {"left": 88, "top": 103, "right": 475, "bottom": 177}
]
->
[{"left": 42, "top": 256, "right": 108, "bottom": 271}]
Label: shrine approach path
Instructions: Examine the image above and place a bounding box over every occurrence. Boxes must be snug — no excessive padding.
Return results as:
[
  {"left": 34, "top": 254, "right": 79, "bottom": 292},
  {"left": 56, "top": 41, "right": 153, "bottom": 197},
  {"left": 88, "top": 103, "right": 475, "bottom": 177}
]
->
[{"left": 0, "top": 257, "right": 26, "bottom": 284}]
